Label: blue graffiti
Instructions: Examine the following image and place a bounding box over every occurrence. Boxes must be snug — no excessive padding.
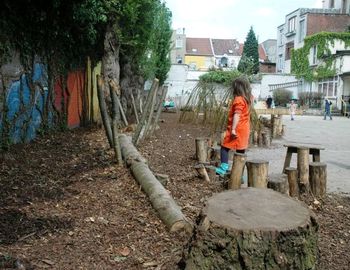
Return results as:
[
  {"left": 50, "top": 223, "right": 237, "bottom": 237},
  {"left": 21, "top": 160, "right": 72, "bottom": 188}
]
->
[{"left": 0, "top": 62, "right": 50, "bottom": 144}]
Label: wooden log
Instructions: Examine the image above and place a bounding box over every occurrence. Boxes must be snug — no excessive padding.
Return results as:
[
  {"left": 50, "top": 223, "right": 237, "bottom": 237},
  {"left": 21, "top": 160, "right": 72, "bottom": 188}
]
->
[
  {"left": 285, "top": 167, "right": 299, "bottom": 197},
  {"left": 96, "top": 75, "right": 113, "bottom": 148},
  {"left": 154, "top": 173, "right": 169, "bottom": 187},
  {"left": 228, "top": 153, "right": 247, "bottom": 190},
  {"left": 133, "top": 78, "right": 159, "bottom": 145},
  {"left": 268, "top": 173, "right": 289, "bottom": 195},
  {"left": 271, "top": 114, "right": 282, "bottom": 138},
  {"left": 119, "top": 134, "right": 192, "bottom": 233},
  {"left": 261, "top": 131, "right": 271, "bottom": 147},
  {"left": 246, "top": 159, "right": 269, "bottom": 188},
  {"left": 195, "top": 138, "right": 208, "bottom": 163},
  {"left": 194, "top": 164, "right": 210, "bottom": 182},
  {"left": 183, "top": 189, "right": 319, "bottom": 269},
  {"left": 204, "top": 165, "right": 217, "bottom": 182},
  {"left": 130, "top": 93, "right": 139, "bottom": 124},
  {"left": 309, "top": 162, "right": 327, "bottom": 198},
  {"left": 297, "top": 147, "right": 310, "bottom": 192}
]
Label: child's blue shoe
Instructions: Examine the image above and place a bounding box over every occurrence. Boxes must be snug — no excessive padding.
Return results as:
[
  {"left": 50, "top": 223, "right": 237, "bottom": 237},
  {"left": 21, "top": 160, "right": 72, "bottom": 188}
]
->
[{"left": 216, "top": 163, "right": 229, "bottom": 176}]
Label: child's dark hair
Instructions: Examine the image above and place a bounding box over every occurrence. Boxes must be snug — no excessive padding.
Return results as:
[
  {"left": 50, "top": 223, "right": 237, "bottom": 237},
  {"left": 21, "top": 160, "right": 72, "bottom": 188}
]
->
[{"left": 232, "top": 77, "right": 252, "bottom": 106}]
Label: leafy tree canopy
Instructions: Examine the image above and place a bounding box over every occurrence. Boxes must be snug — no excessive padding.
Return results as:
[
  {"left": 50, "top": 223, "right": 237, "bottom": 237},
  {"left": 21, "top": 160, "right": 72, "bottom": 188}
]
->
[{"left": 238, "top": 26, "right": 259, "bottom": 74}]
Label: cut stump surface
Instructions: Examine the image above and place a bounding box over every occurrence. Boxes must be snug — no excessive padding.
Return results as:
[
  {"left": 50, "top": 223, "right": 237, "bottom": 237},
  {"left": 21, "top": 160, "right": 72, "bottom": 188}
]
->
[{"left": 183, "top": 188, "right": 318, "bottom": 270}]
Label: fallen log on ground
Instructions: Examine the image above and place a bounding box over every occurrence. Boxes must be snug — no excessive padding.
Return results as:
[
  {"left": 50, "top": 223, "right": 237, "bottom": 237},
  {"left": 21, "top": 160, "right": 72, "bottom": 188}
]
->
[{"left": 119, "top": 134, "right": 193, "bottom": 233}]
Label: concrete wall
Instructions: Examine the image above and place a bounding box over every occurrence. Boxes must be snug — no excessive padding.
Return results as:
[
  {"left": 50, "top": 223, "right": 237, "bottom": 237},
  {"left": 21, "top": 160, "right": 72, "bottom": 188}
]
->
[{"left": 259, "top": 74, "right": 299, "bottom": 99}]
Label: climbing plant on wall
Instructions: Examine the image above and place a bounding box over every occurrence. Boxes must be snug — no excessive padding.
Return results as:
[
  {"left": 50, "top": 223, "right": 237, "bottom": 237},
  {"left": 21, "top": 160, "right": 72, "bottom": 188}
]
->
[{"left": 291, "top": 32, "right": 350, "bottom": 81}]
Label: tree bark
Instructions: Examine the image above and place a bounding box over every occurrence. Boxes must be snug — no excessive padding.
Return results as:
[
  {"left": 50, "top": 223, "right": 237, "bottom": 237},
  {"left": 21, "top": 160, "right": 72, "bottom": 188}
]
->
[
  {"left": 130, "top": 92, "right": 139, "bottom": 124},
  {"left": 96, "top": 75, "right": 113, "bottom": 148},
  {"left": 309, "top": 162, "right": 327, "bottom": 198},
  {"left": 195, "top": 138, "right": 208, "bottom": 163},
  {"left": 119, "top": 134, "right": 192, "bottom": 233},
  {"left": 246, "top": 160, "right": 269, "bottom": 188},
  {"left": 268, "top": 174, "right": 289, "bottom": 195},
  {"left": 298, "top": 147, "right": 310, "bottom": 193},
  {"left": 228, "top": 153, "right": 247, "bottom": 190},
  {"left": 285, "top": 167, "right": 299, "bottom": 197},
  {"left": 183, "top": 189, "right": 319, "bottom": 270}
]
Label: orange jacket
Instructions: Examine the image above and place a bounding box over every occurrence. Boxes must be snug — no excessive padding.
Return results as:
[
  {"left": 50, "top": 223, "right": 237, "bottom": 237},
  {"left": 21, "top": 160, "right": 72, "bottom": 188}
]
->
[{"left": 222, "top": 96, "right": 250, "bottom": 150}]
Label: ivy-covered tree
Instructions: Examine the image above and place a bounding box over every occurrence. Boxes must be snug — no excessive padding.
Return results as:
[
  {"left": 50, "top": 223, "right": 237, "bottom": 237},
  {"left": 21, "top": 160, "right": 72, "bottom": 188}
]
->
[{"left": 238, "top": 26, "right": 259, "bottom": 74}]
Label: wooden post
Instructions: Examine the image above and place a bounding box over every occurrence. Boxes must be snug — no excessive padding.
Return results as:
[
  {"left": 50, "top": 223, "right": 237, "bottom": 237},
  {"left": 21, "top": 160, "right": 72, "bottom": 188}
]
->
[
  {"left": 253, "top": 131, "right": 258, "bottom": 146},
  {"left": 195, "top": 138, "right": 208, "bottom": 163},
  {"left": 309, "top": 162, "right": 327, "bottom": 198},
  {"left": 285, "top": 167, "right": 299, "bottom": 197},
  {"left": 194, "top": 164, "right": 210, "bottom": 182},
  {"left": 228, "top": 153, "right": 247, "bottom": 190},
  {"left": 246, "top": 160, "right": 269, "bottom": 188},
  {"left": 271, "top": 114, "right": 282, "bottom": 138},
  {"left": 268, "top": 174, "right": 289, "bottom": 195},
  {"left": 130, "top": 93, "right": 139, "bottom": 124},
  {"left": 297, "top": 147, "right": 310, "bottom": 192},
  {"left": 281, "top": 124, "right": 286, "bottom": 136},
  {"left": 261, "top": 131, "right": 270, "bottom": 147}
]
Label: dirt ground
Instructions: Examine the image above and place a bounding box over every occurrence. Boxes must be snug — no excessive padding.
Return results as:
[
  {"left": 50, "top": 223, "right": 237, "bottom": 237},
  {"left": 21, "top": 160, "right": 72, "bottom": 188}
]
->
[{"left": 0, "top": 113, "right": 349, "bottom": 270}]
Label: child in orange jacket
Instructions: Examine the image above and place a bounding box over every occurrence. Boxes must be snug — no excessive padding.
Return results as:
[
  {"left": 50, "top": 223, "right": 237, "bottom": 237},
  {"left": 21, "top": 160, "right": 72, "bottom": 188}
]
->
[{"left": 216, "top": 77, "right": 251, "bottom": 175}]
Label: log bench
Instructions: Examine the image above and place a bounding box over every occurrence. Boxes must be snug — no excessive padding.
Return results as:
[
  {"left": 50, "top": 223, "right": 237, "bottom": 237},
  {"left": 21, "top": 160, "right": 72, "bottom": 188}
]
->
[{"left": 282, "top": 143, "right": 325, "bottom": 173}]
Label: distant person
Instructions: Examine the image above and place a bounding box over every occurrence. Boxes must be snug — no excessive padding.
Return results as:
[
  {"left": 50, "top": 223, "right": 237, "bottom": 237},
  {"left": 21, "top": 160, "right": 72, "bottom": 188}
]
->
[
  {"left": 289, "top": 100, "right": 297, "bottom": 121},
  {"left": 323, "top": 98, "right": 332, "bottom": 120},
  {"left": 266, "top": 95, "right": 272, "bottom": 109},
  {"left": 216, "top": 77, "right": 251, "bottom": 176}
]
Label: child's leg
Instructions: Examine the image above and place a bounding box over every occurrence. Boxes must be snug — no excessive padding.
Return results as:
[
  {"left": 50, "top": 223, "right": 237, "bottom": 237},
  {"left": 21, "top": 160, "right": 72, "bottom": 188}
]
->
[{"left": 220, "top": 146, "right": 230, "bottom": 164}]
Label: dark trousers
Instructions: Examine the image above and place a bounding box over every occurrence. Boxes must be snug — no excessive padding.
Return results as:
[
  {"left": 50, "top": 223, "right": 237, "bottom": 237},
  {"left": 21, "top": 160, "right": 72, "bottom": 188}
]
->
[{"left": 220, "top": 146, "right": 245, "bottom": 164}]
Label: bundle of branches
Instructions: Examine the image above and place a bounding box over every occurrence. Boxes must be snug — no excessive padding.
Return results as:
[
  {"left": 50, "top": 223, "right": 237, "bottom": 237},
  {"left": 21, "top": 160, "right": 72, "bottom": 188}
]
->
[{"left": 179, "top": 82, "right": 262, "bottom": 137}]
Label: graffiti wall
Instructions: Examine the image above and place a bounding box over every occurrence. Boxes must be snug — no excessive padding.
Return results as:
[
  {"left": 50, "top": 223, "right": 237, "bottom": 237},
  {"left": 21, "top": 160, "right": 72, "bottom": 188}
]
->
[{"left": 0, "top": 55, "right": 101, "bottom": 148}]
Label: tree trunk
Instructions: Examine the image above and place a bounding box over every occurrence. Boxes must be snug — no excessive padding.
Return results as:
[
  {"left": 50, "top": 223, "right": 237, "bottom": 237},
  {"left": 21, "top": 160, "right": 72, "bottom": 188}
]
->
[
  {"left": 297, "top": 147, "right": 310, "bottom": 193},
  {"left": 228, "top": 153, "right": 247, "bottom": 190},
  {"left": 119, "top": 134, "right": 192, "bottom": 233},
  {"left": 96, "top": 75, "right": 113, "bottom": 148},
  {"left": 309, "top": 162, "right": 327, "bottom": 198},
  {"left": 285, "top": 167, "right": 299, "bottom": 197},
  {"left": 246, "top": 160, "right": 269, "bottom": 188},
  {"left": 195, "top": 138, "right": 208, "bottom": 163},
  {"left": 149, "top": 85, "right": 168, "bottom": 136},
  {"left": 183, "top": 188, "right": 318, "bottom": 270},
  {"left": 130, "top": 93, "right": 139, "bottom": 124},
  {"left": 108, "top": 80, "right": 123, "bottom": 165}
]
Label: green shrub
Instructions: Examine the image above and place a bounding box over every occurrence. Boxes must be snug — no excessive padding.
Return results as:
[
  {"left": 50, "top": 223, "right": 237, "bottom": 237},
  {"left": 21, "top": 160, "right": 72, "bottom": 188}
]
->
[
  {"left": 199, "top": 70, "right": 242, "bottom": 86},
  {"left": 273, "top": 88, "right": 293, "bottom": 107}
]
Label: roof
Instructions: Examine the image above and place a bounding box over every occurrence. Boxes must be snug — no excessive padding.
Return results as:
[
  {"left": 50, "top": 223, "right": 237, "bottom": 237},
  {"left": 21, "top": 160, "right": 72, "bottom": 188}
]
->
[
  {"left": 238, "top": 43, "right": 267, "bottom": 60},
  {"left": 186, "top": 38, "right": 213, "bottom": 56},
  {"left": 211, "top": 39, "right": 240, "bottom": 56}
]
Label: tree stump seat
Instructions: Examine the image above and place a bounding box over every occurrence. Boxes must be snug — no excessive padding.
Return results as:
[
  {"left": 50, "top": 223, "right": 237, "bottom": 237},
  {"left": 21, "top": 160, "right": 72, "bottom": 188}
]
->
[{"left": 183, "top": 188, "right": 318, "bottom": 270}]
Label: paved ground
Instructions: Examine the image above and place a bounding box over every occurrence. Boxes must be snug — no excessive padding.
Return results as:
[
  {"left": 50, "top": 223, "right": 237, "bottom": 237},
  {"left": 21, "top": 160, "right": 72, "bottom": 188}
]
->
[{"left": 248, "top": 115, "right": 350, "bottom": 194}]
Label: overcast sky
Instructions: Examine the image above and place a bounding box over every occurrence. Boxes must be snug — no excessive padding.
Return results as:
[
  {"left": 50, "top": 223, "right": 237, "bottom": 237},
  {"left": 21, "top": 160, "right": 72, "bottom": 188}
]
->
[{"left": 165, "top": 0, "right": 323, "bottom": 42}]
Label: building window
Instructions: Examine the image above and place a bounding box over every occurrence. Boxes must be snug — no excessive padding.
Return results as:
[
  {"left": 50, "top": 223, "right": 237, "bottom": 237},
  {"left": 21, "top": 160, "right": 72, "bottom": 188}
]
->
[
  {"left": 176, "top": 39, "right": 183, "bottom": 48},
  {"left": 278, "top": 54, "right": 284, "bottom": 72},
  {"left": 288, "top": 16, "right": 296, "bottom": 32},
  {"left": 279, "top": 29, "right": 284, "bottom": 45},
  {"left": 311, "top": 45, "right": 317, "bottom": 65},
  {"left": 330, "top": 0, "right": 335, "bottom": 8},
  {"left": 318, "top": 77, "right": 338, "bottom": 97},
  {"left": 299, "top": 20, "right": 305, "bottom": 43},
  {"left": 285, "top": 41, "right": 294, "bottom": 60}
]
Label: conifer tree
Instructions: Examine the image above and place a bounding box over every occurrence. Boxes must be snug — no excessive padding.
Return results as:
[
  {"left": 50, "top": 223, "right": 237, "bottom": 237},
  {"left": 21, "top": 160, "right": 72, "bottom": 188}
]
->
[{"left": 238, "top": 26, "right": 259, "bottom": 74}]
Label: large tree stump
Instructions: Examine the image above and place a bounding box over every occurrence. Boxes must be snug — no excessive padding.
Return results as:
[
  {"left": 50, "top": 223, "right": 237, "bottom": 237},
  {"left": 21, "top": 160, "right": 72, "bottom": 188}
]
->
[
  {"left": 246, "top": 160, "right": 269, "bottom": 188},
  {"left": 195, "top": 138, "right": 208, "bottom": 163},
  {"left": 228, "top": 153, "right": 247, "bottom": 190},
  {"left": 268, "top": 174, "right": 289, "bottom": 195},
  {"left": 297, "top": 147, "right": 310, "bottom": 192},
  {"left": 285, "top": 167, "right": 299, "bottom": 197},
  {"left": 183, "top": 189, "right": 318, "bottom": 270},
  {"left": 309, "top": 162, "right": 327, "bottom": 198}
]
